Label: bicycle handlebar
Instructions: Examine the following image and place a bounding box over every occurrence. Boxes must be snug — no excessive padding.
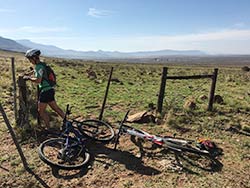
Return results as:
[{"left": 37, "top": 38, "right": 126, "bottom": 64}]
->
[{"left": 63, "top": 104, "right": 72, "bottom": 122}]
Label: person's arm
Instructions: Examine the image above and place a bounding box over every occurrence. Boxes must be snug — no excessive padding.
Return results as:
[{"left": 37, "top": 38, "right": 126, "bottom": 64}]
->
[
  {"left": 23, "top": 76, "right": 42, "bottom": 84},
  {"left": 29, "top": 77, "right": 42, "bottom": 83},
  {"left": 23, "top": 65, "right": 43, "bottom": 84},
  {"left": 24, "top": 70, "right": 34, "bottom": 76}
]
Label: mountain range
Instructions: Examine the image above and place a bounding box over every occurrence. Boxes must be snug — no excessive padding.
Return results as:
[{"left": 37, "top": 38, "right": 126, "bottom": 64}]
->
[
  {"left": 0, "top": 36, "right": 28, "bottom": 52},
  {"left": 0, "top": 36, "right": 206, "bottom": 59}
]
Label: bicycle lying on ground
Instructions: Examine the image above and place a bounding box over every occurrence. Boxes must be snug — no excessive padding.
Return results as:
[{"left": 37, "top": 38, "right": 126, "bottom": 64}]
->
[
  {"left": 114, "top": 111, "right": 223, "bottom": 169},
  {"left": 38, "top": 105, "right": 115, "bottom": 170}
]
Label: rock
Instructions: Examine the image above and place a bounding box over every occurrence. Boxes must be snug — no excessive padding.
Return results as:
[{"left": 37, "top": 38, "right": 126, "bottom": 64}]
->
[
  {"left": 86, "top": 69, "right": 97, "bottom": 79},
  {"left": 214, "top": 95, "right": 224, "bottom": 104},
  {"left": 95, "top": 79, "right": 103, "bottom": 84},
  {"left": 238, "top": 96, "right": 245, "bottom": 100},
  {"left": 111, "top": 78, "right": 123, "bottom": 85},
  {"left": 183, "top": 100, "right": 196, "bottom": 110},
  {"left": 199, "top": 95, "right": 208, "bottom": 101},
  {"left": 241, "top": 66, "right": 250, "bottom": 72},
  {"left": 127, "top": 111, "right": 156, "bottom": 123}
]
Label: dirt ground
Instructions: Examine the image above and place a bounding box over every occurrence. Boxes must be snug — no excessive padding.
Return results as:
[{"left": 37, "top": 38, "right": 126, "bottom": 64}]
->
[{"left": 0, "top": 122, "right": 249, "bottom": 188}]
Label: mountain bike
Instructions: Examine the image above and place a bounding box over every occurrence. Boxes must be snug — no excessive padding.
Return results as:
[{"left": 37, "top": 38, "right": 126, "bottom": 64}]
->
[
  {"left": 38, "top": 105, "right": 115, "bottom": 170},
  {"left": 114, "top": 111, "right": 223, "bottom": 169}
]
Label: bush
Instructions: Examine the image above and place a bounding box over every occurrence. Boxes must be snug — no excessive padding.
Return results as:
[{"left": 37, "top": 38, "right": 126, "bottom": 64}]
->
[{"left": 242, "top": 66, "right": 250, "bottom": 72}]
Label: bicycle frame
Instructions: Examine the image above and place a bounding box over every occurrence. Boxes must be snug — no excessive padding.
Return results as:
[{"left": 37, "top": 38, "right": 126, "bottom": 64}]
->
[
  {"left": 115, "top": 110, "right": 186, "bottom": 147},
  {"left": 122, "top": 125, "right": 165, "bottom": 146},
  {"left": 60, "top": 105, "right": 87, "bottom": 150},
  {"left": 39, "top": 103, "right": 115, "bottom": 169},
  {"left": 114, "top": 111, "right": 212, "bottom": 156}
]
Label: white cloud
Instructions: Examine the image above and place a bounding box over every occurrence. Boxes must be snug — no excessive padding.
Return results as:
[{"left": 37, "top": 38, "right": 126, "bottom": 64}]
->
[
  {"left": 233, "top": 22, "right": 246, "bottom": 28},
  {"left": 89, "top": 29, "right": 250, "bottom": 54},
  {"left": 137, "top": 29, "right": 250, "bottom": 42},
  {"left": 1, "top": 27, "right": 250, "bottom": 54},
  {"left": 87, "top": 8, "right": 112, "bottom": 18}
]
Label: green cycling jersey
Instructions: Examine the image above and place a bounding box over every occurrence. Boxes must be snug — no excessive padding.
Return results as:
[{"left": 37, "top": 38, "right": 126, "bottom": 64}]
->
[{"left": 35, "top": 62, "right": 53, "bottom": 92}]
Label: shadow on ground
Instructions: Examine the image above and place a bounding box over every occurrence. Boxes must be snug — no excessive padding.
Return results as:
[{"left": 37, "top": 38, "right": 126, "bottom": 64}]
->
[{"left": 88, "top": 142, "right": 161, "bottom": 176}]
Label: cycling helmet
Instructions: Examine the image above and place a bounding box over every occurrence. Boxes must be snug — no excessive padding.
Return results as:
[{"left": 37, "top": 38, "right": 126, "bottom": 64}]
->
[{"left": 25, "top": 49, "right": 41, "bottom": 58}]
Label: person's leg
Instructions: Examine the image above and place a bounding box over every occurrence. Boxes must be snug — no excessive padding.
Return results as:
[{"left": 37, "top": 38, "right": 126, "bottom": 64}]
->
[
  {"left": 48, "top": 101, "right": 65, "bottom": 119},
  {"left": 38, "top": 102, "right": 50, "bottom": 127},
  {"left": 40, "top": 89, "right": 65, "bottom": 119}
]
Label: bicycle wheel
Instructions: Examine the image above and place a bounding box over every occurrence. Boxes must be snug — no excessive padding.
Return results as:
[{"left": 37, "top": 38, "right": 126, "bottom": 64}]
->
[
  {"left": 163, "top": 140, "right": 221, "bottom": 170},
  {"left": 78, "top": 119, "right": 114, "bottom": 142},
  {"left": 38, "top": 138, "right": 90, "bottom": 170},
  {"left": 163, "top": 140, "right": 210, "bottom": 156}
]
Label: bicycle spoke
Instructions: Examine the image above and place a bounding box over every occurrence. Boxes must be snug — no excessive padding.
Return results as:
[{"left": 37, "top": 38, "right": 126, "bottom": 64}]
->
[
  {"left": 79, "top": 120, "right": 114, "bottom": 141},
  {"left": 38, "top": 138, "right": 90, "bottom": 170}
]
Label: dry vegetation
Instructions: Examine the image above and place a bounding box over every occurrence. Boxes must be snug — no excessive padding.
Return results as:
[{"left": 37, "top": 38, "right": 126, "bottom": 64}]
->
[{"left": 0, "top": 50, "right": 250, "bottom": 188}]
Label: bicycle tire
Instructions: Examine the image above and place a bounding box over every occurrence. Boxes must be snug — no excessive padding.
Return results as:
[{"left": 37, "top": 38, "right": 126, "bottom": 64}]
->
[
  {"left": 163, "top": 140, "right": 211, "bottom": 157},
  {"left": 38, "top": 138, "right": 90, "bottom": 170},
  {"left": 78, "top": 119, "right": 114, "bottom": 142},
  {"left": 168, "top": 141, "right": 223, "bottom": 171}
]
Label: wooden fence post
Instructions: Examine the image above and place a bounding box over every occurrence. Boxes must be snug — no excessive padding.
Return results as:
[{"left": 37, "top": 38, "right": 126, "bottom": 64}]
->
[
  {"left": 11, "top": 57, "right": 17, "bottom": 124},
  {"left": 37, "top": 86, "right": 41, "bottom": 125},
  {"left": 17, "top": 76, "right": 30, "bottom": 127},
  {"left": 157, "top": 67, "right": 168, "bottom": 114},
  {"left": 208, "top": 68, "right": 218, "bottom": 111},
  {"left": 99, "top": 67, "right": 113, "bottom": 121}
]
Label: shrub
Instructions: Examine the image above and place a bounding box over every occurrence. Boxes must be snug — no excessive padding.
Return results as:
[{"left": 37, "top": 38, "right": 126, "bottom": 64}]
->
[{"left": 242, "top": 66, "right": 250, "bottom": 72}]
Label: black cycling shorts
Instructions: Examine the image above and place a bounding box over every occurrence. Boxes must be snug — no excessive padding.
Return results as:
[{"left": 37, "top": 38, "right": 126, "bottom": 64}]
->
[{"left": 39, "top": 89, "right": 55, "bottom": 103}]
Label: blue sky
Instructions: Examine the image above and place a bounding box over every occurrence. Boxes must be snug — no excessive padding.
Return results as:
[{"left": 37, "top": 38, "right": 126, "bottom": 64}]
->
[{"left": 1, "top": 0, "right": 250, "bottom": 54}]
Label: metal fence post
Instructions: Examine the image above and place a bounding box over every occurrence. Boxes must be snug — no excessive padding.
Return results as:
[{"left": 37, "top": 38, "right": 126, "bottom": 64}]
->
[{"left": 99, "top": 67, "right": 113, "bottom": 121}]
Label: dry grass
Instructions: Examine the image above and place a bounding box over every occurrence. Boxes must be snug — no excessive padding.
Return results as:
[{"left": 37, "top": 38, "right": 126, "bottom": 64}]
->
[{"left": 0, "top": 50, "right": 250, "bottom": 188}]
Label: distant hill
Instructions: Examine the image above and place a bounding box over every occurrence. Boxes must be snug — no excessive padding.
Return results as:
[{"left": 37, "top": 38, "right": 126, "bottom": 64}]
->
[
  {"left": 0, "top": 36, "right": 28, "bottom": 52},
  {"left": 16, "top": 39, "right": 206, "bottom": 59},
  {"left": 106, "top": 49, "right": 206, "bottom": 58},
  {"left": 0, "top": 36, "right": 206, "bottom": 59},
  {"left": 16, "top": 39, "right": 109, "bottom": 59}
]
